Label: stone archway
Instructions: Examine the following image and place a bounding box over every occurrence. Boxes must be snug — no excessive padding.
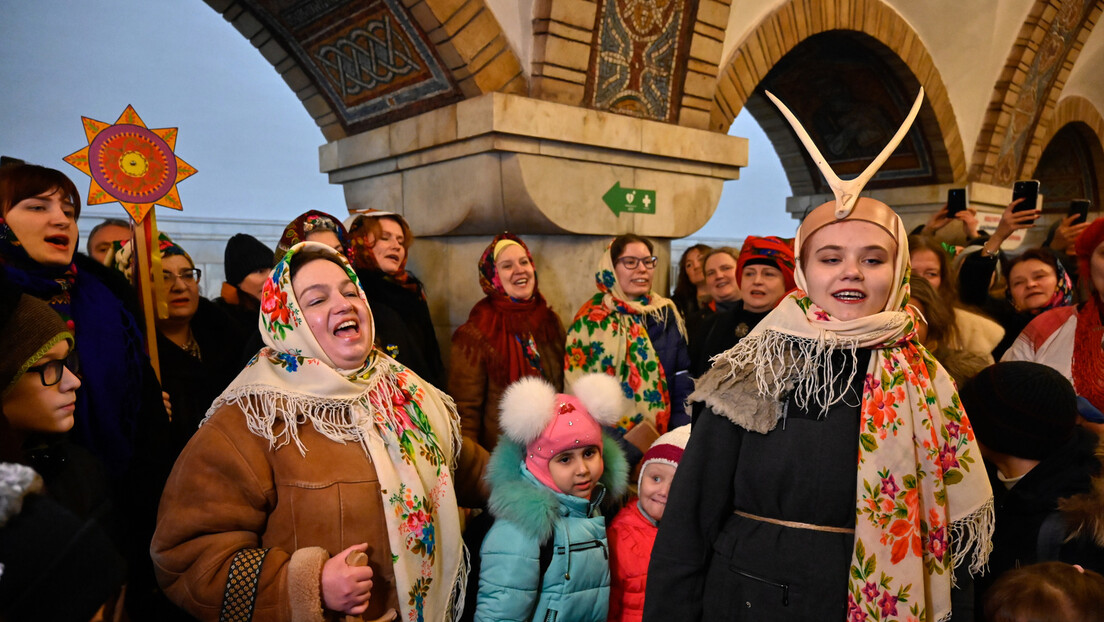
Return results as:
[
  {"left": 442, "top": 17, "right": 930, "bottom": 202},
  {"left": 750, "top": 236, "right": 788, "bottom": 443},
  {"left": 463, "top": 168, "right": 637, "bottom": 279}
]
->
[
  {"left": 709, "top": 0, "right": 967, "bottom": 183},
  {"left": 1032, "top": 96, "right": 1104, "bottom": 209},
  {"left": 203, "top": 0, "right": 526, "bottom": 141},
  {"left": 970, "top": 0, "right": 1102, "bottom": 186}
]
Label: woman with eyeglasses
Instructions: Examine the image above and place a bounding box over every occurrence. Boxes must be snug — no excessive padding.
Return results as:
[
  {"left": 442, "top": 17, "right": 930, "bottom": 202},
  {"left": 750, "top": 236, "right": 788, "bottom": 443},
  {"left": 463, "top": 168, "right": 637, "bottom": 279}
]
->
[
  {"left": 565, "top": 234, "right": 691, "bottom": 468},
  {"left": 1, "top": 277, "right": 128, "bottom": 620},
  {"left": 137, "top": 233, "right": 247, "bottom": 456}
]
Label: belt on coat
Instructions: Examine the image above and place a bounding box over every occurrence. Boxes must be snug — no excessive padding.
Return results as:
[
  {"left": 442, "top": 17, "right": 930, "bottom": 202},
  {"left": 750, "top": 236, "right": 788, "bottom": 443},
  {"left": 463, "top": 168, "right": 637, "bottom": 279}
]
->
[{"left": 734, "top": 509, "right": 855, "bottom": 534}]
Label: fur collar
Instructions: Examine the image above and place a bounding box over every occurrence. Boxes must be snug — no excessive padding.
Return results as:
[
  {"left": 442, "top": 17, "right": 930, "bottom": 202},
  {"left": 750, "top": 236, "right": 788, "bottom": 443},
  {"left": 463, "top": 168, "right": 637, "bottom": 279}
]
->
[
  {"left": 1058, "top": 434, "right": 1104, "bottom": 547},
  {"left": 485, "top": 436, "right": 628, "bottom": 543}
]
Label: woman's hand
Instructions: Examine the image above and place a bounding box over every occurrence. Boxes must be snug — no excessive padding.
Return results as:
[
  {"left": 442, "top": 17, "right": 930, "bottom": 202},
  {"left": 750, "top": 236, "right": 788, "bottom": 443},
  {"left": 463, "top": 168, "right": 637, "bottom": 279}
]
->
[
  {"left": 922, "top": 204, "right": 952, "bottom": 234},
  {"left": 980, "top": 198, "right": 1039, "bottom": 257},
  {"left": 956, "top": 209, "right": 980, "bottom": 240},
  {"left": 1048, "top": 214, "right": 1090, "bottom": 253},
  {"left": 322, "top": 543, "right": 374, "bottom": 615},
  {"left": 162, "top": 391, "right": 173, "bottom": 421}
]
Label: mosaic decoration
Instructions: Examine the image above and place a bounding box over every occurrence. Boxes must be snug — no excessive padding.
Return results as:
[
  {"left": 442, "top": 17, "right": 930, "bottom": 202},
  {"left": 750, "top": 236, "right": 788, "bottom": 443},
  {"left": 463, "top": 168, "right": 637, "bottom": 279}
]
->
[
  {"left": 63, "top": 106, "right": 197, "bottom": 222},
  {"left": 586, "top": 0, "right": 698, "bottom": 122},
  {"left": 758, "top": 32, "right": 934, "bottom": 193},
  {"left": 992, "top": 0, "right": 1094, "bottom": 185},
  {"left": 241, "top": 0, "right": 459, "bottom": 132}
]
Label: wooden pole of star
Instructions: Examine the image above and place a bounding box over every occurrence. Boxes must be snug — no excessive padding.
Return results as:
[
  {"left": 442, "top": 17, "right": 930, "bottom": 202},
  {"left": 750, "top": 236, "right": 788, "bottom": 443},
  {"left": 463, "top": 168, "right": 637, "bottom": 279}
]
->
[{"left": 133, "top": 213, "right": 162, "bottom": 382}]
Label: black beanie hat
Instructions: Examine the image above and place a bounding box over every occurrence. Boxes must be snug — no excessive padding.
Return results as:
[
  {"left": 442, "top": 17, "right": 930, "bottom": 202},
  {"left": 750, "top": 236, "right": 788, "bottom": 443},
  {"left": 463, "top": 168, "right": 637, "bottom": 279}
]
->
[
  {"left": 224, "top": 233, "right": 274, "bottom": 287},
  {"left": 958, "top": 361, "right": 1077, "bottom": 460}
]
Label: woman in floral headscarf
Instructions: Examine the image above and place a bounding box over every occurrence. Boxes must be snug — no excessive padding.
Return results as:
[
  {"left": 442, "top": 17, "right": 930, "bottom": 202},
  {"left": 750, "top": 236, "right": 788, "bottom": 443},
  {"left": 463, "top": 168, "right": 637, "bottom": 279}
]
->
[
  {"left": 345, "top": 210, "right": 445, "bottom": 388},
  {"left": 1003, "top": 216, "right": 1104, "bottom": 429},
  {"left": 565, "top": 234, "right": 691, "bottom": 466},
  {"left": 274, "top": 209, "right": 353, "bottom": 261},
  {"left": 449, "top": 233, "right": 565, "bottom": 453},
  {"left": 152, "top": 242, "right": 476, "bottom": 622},
  {"left": 645, "top": 197, "right": 994, "bottom": 622}
]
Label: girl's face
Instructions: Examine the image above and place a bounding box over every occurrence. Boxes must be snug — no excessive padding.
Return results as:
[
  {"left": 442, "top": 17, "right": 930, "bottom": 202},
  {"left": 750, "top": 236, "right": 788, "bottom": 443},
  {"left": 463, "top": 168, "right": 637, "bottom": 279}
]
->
[
  {"left": 704, "top": 253, "right": 739, "bottom": 303},
  {"left": 638, "top": 462, "right": 675, "bottom": 522},
  {"left": 1008, "top": 259, "right": 1058, "bottom": 312},
  {"left": 160, "top": 254, "right": 200, "bottom": 323},
  {"left": 613, "top": 242, "right": 655, "bottom": 298},
  {"left": 2, "top": 341, "right": 81, "bottom": 434},
  {"left": 1090, "top": 240, "right": 1104, "bottom": 296},
  {"left": 370, "top": 218, "right": 406, "bottom": 275},
  {"left": 740, "top": 264, "right": 786, "bottom": 313},
  {"left": 292, "top": 258, "right": 372, "bottom": 369},
  {"left": 3, "top": 188, "right": 77, "bottom": 267},
  {"left": 683, "top": 249, "right": 705, "bottom": 286},
  {"left": 910, "top": 248, "right": 942, "bottom": 292},
  {"left": 495, "top": 244, "right": 535, "bottom": 300},
  {"left": 803, "top": 221, "right": 897, "bottom": 321},
  {"left": 548, "top": 445, "right": 604, "bottom": 499}
]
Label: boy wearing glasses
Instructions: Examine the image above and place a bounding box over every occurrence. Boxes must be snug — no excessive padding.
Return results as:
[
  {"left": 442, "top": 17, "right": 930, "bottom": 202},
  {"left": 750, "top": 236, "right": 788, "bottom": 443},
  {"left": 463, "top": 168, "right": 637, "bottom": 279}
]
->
[{"left": 0, "top": 281, "right": 126, "bottom": 620}]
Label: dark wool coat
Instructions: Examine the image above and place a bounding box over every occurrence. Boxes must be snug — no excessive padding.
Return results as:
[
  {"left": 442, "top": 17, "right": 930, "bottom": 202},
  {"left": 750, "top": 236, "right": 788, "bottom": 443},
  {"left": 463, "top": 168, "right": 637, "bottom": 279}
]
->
[
  {"left": 644, "top": 350, "right": 871, "bottom": 622},
  {"left": 688, "top": 302, "right": 771, "bottom": 378},
  {"left": 356, "top": 269, "right": 446, "bottom": 389},
  {"left": 976, "top": 427, "right": 1104, "bottom": 600},
  {"left": 645, "top": 316, "right": 692, "bottom": 430}
]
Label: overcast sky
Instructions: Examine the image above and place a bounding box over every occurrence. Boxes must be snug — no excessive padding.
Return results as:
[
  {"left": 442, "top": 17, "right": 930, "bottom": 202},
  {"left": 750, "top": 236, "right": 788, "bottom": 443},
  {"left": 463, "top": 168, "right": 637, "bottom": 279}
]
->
[{"left": 1, "top": 0, "right": 796, "bottom": 242}]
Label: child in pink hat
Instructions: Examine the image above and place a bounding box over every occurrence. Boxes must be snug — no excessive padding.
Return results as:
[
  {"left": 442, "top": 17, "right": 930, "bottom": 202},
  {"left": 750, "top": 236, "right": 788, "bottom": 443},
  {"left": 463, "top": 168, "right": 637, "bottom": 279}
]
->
[
  {"left": 607, "top": 424, "right": 691, "bottom": 622},
  {"left": 474, "top": 373, "right": 629, "bottom": 622}
]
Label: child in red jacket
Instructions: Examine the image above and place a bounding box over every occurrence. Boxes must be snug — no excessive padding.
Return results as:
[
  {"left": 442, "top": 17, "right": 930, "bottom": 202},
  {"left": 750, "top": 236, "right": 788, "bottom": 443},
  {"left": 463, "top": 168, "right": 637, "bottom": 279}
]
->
[{"left": 607, "top": 425, "right": 691, "bottom": 622}]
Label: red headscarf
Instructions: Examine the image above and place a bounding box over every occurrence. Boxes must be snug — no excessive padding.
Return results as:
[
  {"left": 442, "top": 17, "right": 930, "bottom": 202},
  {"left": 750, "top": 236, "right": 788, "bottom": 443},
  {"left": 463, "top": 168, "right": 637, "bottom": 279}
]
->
[
  {"left": 1073, "top": 217, "right": 1104, "bottom": 411},
  {"left": 452, "top": 233, "right": 563, "bottom": 388},
  {"left": 735, "top": 235, "right": 796, "bottom": 291}
]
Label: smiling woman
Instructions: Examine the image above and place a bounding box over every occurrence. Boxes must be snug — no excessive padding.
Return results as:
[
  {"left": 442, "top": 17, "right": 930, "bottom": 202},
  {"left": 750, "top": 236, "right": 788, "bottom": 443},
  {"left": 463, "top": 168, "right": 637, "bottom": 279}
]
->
[
  {"left": 449, "top": 233, "right": 565, "bottom": 455},
  {"left": 565, "top": 234, "right": 692, "bottom": 467},
  {"left": 152, "top": 241, "right": 485, "bottom": 622}
]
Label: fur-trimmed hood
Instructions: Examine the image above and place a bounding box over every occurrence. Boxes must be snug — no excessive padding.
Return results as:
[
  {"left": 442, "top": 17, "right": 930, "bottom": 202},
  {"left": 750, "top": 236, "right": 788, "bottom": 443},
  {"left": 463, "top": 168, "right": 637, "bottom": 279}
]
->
[
  {"left": 1058, "top": 433, "right": 1104, "bottom": 547},
  {"left": 484, "top": 435, "right": 628, "bottom": 543}
]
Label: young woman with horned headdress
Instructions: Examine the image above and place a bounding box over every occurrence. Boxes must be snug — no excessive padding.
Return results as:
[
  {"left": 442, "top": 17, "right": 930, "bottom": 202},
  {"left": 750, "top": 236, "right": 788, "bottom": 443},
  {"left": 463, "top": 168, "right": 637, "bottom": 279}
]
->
[{"left": 643, "top": 90, "right": 994, "bottom": 622}]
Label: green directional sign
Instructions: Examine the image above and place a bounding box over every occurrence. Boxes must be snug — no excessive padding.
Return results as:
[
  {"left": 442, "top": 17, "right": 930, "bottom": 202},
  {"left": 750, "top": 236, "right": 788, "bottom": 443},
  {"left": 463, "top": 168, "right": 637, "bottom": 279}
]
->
[{"left": 603, "top": 182, "right": 656, "bottom": 215}]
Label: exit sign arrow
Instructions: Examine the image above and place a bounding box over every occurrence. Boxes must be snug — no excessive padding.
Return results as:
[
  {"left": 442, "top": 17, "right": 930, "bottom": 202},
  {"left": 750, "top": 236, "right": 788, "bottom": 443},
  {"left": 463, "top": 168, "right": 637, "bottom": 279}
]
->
[{"left": 603, "top": 182, "right": 656, "bottom": 215}]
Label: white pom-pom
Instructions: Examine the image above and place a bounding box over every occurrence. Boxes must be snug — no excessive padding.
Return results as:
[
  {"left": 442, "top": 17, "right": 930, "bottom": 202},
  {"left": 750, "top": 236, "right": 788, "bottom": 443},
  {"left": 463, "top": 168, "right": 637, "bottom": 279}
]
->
[
  {"left": 570, "top": 373, "right": 626, "bottom": 426},
  {"left": 498, "top": 376, "right": 558, "bottom": 444}
]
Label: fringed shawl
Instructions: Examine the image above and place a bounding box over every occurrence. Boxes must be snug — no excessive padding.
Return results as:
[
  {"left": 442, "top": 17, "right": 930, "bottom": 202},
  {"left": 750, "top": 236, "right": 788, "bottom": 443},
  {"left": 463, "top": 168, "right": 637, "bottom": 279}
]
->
[
  {"left": 564, "top": 240, "right": 685, "bottom": 434},
  {"left": 691, "top": 216, "right": 993, "bottom": 622},
  {"left": 208, "top": 241, "right": 467, "bottom": 621}
]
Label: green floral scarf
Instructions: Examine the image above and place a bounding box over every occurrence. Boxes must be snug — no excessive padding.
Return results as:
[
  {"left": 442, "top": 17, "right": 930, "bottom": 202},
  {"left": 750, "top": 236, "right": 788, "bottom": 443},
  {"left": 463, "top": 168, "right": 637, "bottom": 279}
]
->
[{"left": 564, "top": 240, "right": 685, "bottom": 434}]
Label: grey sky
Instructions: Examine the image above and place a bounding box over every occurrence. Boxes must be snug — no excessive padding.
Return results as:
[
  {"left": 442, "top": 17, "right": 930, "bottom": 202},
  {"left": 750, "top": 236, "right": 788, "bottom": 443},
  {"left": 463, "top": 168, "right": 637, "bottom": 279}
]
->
[{"left": 1, "top": 0, "right": 795, "bottom": 242}]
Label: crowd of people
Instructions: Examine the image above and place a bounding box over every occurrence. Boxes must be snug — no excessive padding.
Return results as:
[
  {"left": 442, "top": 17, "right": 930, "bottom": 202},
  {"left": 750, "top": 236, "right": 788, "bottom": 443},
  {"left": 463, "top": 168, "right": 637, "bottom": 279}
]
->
[{"left": 3, "top": 139, "right": 1104, "bottom": 622}]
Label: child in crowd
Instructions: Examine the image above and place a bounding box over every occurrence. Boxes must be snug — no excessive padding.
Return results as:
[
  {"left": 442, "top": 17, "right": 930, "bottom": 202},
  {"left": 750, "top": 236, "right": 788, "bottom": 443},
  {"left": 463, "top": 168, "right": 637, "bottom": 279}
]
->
[
  {"left": 475, "top": 373, "right": 628, "bottom": 622},
  {"left": 982, "top": 562, "right": 1104, "bottom": 622},
  {"left": 608, "top": 424, "right": 691, "bottom": 622}
]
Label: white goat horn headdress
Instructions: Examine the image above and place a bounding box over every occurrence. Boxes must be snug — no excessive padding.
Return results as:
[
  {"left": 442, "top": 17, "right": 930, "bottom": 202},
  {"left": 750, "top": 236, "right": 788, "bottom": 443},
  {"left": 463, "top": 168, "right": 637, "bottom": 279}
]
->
[{"left": 765, "top": 87, "right": 925, "bottom": 219}]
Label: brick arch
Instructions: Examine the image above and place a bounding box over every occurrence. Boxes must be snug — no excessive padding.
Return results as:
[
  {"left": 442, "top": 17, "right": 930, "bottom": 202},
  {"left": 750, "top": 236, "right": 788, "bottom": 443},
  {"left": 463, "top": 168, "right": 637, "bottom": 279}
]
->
[
  {"left": 203, "top": 0, "right": 524, "bottom": 141},
  {"left": 970, "top": 0, "right": 1101, "bottom": 186},
  {"left": 709, "top": 0, "right": 967, "bottom": 183},
  {"left": 1032, "top": 95, "right": 1104, "bottom": 205}
]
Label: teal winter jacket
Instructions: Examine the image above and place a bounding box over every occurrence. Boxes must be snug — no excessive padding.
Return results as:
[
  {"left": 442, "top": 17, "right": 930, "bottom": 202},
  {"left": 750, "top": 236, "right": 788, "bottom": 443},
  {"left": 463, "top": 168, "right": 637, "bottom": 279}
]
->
[{"left": 474, "top": 435, "right": 628, "bottom": 622}]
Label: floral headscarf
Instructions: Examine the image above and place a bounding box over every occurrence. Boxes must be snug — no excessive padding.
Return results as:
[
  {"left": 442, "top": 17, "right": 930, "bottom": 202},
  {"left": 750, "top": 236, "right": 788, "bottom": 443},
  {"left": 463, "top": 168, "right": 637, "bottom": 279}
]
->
[
  {"left": 564, "top": 240, "right": 685, "bottom": 434},
  {"left": 274, "top": 210, "right": 353, "bottom": 264},
  {"left": 344, "top": 209, "right": 424, "bottom": 299},
  {"left": 453, "top": 233, "right": 563, "bottom": 388},
  {"left": 209, "top": 241, "right": 466, "bottom": 621},
  {"left": 692, "top": 201, "right": 993, "bottom": 622}
]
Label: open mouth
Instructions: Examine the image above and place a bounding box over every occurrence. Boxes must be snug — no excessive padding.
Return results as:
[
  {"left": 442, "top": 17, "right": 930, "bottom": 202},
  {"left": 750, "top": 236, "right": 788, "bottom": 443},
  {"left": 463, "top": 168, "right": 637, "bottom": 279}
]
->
[
  {"left": 512, "top": 277, "right": 530, "bottom": 287},
  {"left": 575, "top": 480, "right": 593, "bottom": 490},
  {"left": 334, "top": 319, "right": 360, "bottom": 338},
  {"left": 832, "top": 290, "right": 867, "bottom": 303},
  {"left": 45, "top": 235, "right": 70, "bottom": 250}
]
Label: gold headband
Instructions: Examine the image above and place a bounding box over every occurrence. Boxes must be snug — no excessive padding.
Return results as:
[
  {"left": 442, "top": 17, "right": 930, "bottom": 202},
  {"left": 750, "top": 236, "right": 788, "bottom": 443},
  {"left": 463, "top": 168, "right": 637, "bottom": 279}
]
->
[{"left": 493, "top": 239, "right": 522, "bottom": 261}]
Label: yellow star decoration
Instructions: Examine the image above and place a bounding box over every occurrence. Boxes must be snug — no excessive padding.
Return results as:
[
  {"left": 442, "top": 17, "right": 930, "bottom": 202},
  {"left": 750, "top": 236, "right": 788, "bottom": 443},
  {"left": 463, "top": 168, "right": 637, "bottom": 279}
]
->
[{"left": 64, "top": 105, "right": 196, "bottom": 222}]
